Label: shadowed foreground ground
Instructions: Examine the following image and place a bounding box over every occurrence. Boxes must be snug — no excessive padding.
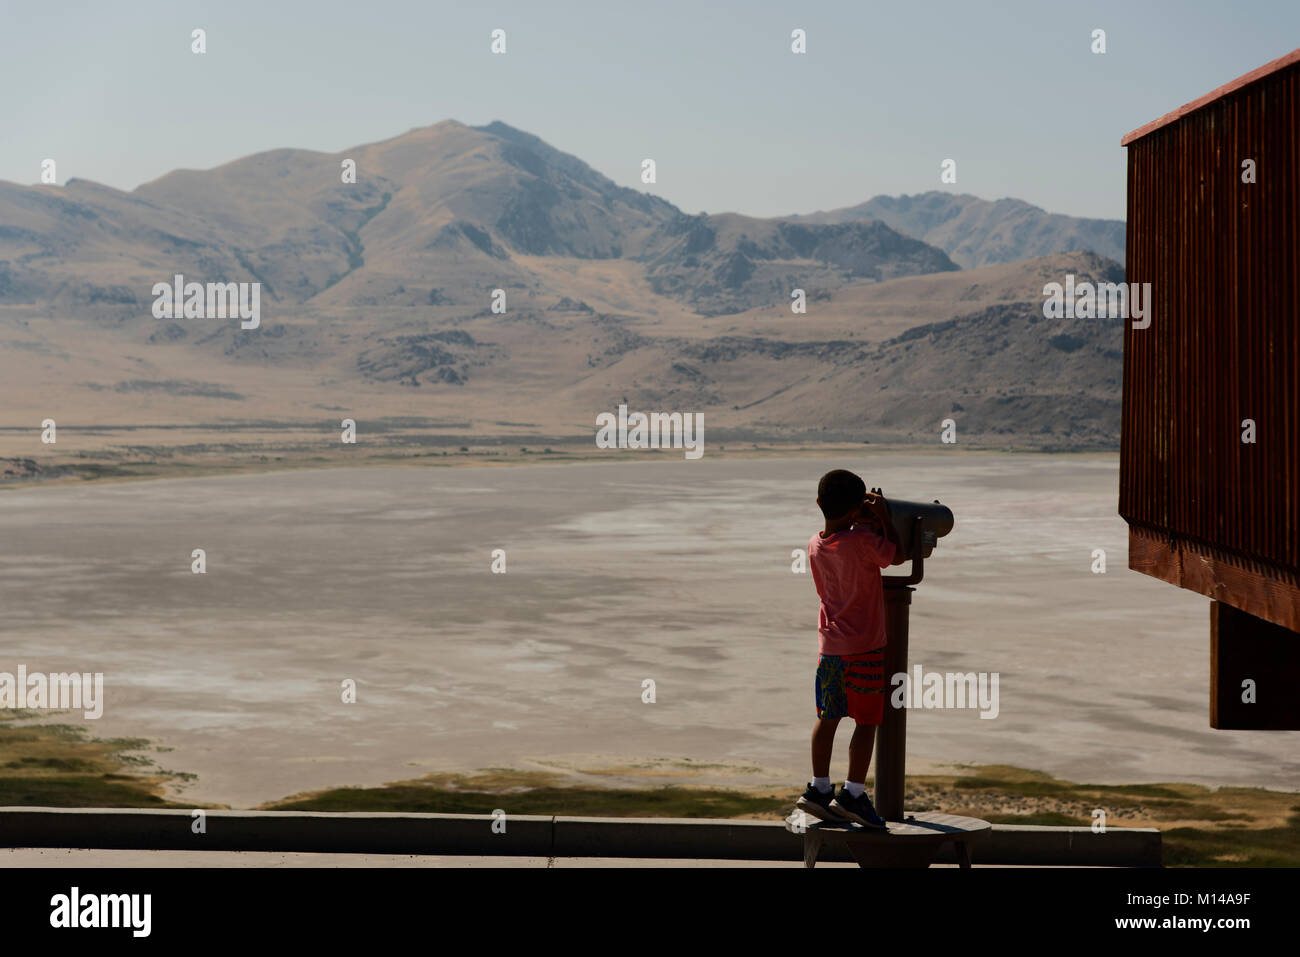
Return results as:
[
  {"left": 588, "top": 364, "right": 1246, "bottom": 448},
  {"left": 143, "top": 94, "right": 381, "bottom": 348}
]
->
[{"left": 2, "top": 715, "right": 1295, "bottom": 867}]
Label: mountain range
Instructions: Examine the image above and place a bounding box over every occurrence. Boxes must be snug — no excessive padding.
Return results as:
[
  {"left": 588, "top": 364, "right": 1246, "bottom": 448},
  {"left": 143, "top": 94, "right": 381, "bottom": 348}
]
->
[
  {"left": 0, "top": 120, "right": 1128, "bottom": 458},
  {"left": 791, "top": 192, "right": 1125, "bottom": 268}
]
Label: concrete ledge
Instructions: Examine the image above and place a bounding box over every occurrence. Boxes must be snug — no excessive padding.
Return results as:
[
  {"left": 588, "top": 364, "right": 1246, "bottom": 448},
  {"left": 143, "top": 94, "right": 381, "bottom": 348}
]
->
[
  {"left": 0, "top": 808, "right": 1161, "bottom": 866},
  {"left": 0, "top": 808, "right": 555, "bottom": 858},
  {"left": 937, "top": 824, "right": 1163, "bottom": 868},
  {"left": 554, "top": 816, "right": 801, "bottom": 861}
]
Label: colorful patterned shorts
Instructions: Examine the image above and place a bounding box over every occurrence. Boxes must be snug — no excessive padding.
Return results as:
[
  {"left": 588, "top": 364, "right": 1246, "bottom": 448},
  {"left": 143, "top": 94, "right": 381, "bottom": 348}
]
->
[{"left": 815, "top": 649, "right": 886, "bottom": 725}]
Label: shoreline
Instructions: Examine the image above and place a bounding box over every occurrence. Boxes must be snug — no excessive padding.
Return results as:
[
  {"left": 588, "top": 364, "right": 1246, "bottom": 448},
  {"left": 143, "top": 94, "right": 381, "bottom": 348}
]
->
[{"left": 0, "top": 440, "right": 1117, "bottom": 492}]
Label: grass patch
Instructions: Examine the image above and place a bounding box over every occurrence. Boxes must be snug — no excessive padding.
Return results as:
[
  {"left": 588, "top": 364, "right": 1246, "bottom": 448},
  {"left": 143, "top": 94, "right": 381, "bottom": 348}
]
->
[
  {"left": 912, "top": 764, "right": 1300, "bottom": 867},
  {"left": 0, "top": 712, "right": 200, "bottom": 808},
  {"left": 265, "top": 770, "right": 787, "bottom": 818},
  {"left": 1163, "top": 813, "right": 1300, "bottom": 868}
]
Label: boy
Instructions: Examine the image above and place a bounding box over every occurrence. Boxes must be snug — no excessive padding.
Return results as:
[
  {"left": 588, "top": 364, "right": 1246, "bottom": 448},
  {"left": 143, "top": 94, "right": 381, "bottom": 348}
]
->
[{"left": 795, "top": 469, "right": 904, "bottom": 828}]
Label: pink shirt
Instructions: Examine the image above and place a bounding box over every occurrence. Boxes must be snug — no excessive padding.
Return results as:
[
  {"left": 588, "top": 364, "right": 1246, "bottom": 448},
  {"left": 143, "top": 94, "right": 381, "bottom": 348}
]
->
[{"left": 808, "top": 525, "right": 897, "bottom": 655}]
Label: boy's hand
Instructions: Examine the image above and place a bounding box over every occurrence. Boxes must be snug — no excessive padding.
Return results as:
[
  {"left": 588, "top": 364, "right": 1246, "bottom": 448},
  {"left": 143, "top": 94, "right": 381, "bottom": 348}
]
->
[
  {"left": 861, "top": 492, "right": 906, "bottom": 562},
  {"left": 860, "top": 492, "right": 891, "bottom": 525},
  {"left": 854, "top": 498, "right": 881, "bottom": 530}
]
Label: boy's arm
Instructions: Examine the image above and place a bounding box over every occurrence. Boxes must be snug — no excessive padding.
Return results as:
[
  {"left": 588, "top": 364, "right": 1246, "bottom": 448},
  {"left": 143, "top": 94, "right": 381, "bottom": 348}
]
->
[{"left": 860, "top": 492, "right": 907, "bottom": 565}]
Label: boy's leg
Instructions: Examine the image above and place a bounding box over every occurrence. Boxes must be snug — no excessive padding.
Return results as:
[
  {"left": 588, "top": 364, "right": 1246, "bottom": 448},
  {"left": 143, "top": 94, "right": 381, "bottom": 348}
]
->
[
  {"left": 843, "top": 648, "right": 885, "bottom": 783},
  {"left": 810, "top": 716, "right": 840, "bottom": 779},
  {"left": 799, "top": 715, "right": 847, "bottom": 822},
  {"left": 833, "top": 721, "right": 887, "bottom": 828},
  {"left": 826, "top": 650, "right": 888, "bottom": 828},
  {"left": 847, "top": 722, "right": 876, "bottom": 783},
  {"left": 800, "top": 656, "right": 850, "bottom": 822}
]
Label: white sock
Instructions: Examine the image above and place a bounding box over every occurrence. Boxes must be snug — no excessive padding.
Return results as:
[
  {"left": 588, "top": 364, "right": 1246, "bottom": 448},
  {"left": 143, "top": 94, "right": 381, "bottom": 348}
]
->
[
  {"left": 845, "top": 780, "right": 865, "bottom": 798},
  {"left": 813, "top": 776, "right": 832, "bottom": 793}
]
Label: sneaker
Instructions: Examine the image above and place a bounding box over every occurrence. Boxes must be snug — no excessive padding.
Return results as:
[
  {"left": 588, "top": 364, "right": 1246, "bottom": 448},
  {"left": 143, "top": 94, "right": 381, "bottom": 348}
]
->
[
  {"left": 829, "top": 788, "right": 888, "bottom": 829},
  {"left": 794, "top": 782, "right": 846, "bottom": 824}
]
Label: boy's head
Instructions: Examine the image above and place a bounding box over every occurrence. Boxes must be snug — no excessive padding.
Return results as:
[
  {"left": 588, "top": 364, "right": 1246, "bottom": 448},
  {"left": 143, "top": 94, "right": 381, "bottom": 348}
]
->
[{"left": 817, "top": 469, "right": 867, "bottom": 521}]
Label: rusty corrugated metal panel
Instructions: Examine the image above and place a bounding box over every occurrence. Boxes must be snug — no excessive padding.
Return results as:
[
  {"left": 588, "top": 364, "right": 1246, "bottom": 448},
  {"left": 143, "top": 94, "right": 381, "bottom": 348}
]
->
[{"left": 1120, "top": 50, "right": 1300, "bottom": 629}]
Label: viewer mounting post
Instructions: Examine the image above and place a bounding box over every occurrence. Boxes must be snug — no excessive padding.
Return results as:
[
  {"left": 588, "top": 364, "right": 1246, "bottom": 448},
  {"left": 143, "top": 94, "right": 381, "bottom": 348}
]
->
[{"left": 874, "top": 501, "right": 953, "bottom": 821}]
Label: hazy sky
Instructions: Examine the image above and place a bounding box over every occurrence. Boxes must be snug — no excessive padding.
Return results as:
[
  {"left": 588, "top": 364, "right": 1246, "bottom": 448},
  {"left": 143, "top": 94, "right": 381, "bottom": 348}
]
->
[{"left": 3, "top": 1, "right": 1297, "bottom": 220}]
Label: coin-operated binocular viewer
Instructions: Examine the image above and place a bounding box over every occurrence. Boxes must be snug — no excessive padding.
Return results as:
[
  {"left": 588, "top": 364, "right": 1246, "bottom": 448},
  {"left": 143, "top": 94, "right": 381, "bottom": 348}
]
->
[
  {"left": 871, "top": 493, "right": 955, "bottom": 821},
  {"left": 877, "top": 495, "right": 954, "bottom": 577}
]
